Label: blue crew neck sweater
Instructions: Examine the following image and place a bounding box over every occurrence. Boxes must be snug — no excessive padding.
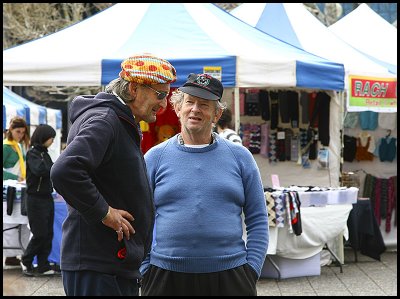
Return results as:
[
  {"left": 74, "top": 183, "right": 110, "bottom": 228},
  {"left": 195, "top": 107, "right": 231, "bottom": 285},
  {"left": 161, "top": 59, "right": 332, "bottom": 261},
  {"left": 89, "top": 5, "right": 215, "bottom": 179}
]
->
[{"left": 141, "top": 134, "right": 269, "bottom": 277}]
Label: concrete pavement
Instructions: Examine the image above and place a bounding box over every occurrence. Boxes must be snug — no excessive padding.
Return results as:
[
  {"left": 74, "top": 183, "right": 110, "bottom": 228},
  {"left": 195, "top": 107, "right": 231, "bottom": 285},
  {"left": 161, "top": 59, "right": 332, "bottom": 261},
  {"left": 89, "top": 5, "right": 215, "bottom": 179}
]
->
[{"left": 3, "top": 248, "right": 397, "bottom": 296}]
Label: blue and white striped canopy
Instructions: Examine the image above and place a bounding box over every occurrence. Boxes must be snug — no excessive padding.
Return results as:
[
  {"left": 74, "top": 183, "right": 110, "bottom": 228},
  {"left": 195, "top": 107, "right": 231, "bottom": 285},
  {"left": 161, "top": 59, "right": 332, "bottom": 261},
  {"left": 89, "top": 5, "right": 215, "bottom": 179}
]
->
[
  {"left": 4, "top": 3, "right": 345, "bottom": 90},
  {"left": 3, "top": 96, "right": 27, "bottom": 130},
  {"left": 3, "top": 87, "right": 62, "bottom": 131}
]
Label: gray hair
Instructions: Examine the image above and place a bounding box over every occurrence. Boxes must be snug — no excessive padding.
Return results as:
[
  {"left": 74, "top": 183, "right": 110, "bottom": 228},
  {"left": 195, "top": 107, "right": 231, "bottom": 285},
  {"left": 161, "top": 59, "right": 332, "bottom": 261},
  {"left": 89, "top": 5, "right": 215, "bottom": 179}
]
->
[
  {"left": 170, "top": 90, "right": 227, "bottom": 115},
  {"left": 105, "top": 78, "right": 134, "bottom": 103}
]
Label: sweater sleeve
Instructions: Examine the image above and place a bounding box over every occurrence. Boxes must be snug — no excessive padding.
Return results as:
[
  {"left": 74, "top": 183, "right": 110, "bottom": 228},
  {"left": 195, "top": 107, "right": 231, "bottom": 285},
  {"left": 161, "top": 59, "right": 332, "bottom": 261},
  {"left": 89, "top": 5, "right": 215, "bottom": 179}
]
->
[
  {"left": 236, "top": 147, "right": 269, "bottom": 278},
  {"left": 3, "top": 144, "right": 20, "bottom": 180},
  {"left": 140, "top": 145, "right": 165, "bottom": 276}
]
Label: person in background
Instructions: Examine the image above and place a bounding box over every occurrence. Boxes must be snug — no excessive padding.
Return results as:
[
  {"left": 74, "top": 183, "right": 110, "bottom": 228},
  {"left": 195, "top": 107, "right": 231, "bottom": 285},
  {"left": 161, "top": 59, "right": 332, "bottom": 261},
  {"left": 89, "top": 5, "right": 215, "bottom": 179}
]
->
[
  {"left": 20, "top": 124, "right": 57, "bottom": 276},
  {"left": 50, "top": 54, "right": 176, "bottom": 296},
  {"left": 216, "top": 107, "right": 242, "bottom": 144},
  {"left": 3, "top": 116, "right": 30, "bottom": 181},
  {"left": 3, "top": 116, "right": 30, "bottom": 267},
  {"left": 140, "top": 73, "right": 269, "bottom": 296}
]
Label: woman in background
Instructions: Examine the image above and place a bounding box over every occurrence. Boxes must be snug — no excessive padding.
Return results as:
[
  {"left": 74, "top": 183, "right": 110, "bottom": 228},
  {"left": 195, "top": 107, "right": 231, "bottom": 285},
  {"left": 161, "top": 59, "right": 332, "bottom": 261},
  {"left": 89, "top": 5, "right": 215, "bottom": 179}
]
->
[
  {"left": 3, "top": 116, "right": 30, "bottom": 267},
  {"left": 3, "top": 116, "right": 30, "bottom": 181}
]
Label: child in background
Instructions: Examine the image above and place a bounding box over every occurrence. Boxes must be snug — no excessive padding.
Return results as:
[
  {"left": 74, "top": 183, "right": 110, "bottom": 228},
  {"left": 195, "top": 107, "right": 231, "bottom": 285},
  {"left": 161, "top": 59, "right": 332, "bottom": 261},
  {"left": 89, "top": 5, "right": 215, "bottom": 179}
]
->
[
  {"left": 21, "top": 124, "right": 57, "bottom": 276},
  {"left": 216, "top": 108, "right": 242, "bottom": 144}
]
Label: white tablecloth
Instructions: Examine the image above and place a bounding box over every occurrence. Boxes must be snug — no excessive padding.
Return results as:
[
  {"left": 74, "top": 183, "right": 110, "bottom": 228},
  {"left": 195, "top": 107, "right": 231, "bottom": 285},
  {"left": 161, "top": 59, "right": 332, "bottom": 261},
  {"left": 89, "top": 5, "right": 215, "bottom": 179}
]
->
[
  {"left": 268, "top": 204, "right": 353, "bottom": 259},
  {"left": 266, "top": 187, "right": 358, "bottom": 259}
]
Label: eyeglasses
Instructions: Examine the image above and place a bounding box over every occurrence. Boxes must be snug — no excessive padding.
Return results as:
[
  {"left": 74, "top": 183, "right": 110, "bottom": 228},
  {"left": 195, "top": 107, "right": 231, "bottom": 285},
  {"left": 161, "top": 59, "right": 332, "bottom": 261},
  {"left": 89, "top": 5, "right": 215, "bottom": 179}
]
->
[{"left": 143, "top": 84, "right": 168, "bottom": 100}]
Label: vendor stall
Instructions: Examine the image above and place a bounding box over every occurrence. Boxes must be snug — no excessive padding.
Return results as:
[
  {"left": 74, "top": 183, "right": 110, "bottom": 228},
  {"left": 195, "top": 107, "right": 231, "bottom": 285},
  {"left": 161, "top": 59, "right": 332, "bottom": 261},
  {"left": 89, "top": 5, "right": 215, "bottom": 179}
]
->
[
  {"left": 329, "top": 3, "right": 397, "bottom": 248},
  {"left": 3, "top": 87, "right": 63, "bottom": 161},
  {"left": 230, "top": 3, "right": 397, "bottom": 249},
  {"left": 229, "top": 3, "right": 395, "bottom": 188}
]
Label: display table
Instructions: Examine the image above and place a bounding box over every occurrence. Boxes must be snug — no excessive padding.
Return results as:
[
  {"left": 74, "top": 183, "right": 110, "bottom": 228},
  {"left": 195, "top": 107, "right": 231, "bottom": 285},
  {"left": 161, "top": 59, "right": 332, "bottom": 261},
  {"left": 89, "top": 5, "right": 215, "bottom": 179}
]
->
[
  {"left": 262, "top": 187, "right": 358, "bottom": 279},
  {"left": 297, "top": 187, "right": 359, "bottom": 207},
  {"left": 266, "top": 187, "right": 358, "bottom": 256},
  {"left": 3, "top": 181, "right": 30, "bottom": 256},
  {"left": 3, "top": 180, "right": 67, "bottom": 265}
]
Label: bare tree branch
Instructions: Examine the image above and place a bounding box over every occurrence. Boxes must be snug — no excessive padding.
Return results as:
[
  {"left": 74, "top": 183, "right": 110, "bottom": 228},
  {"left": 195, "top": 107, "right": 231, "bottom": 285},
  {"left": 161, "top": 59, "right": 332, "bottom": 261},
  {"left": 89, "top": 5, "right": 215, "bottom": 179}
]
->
[{"left": 3, "top": 3, "right": 114, "bottom": 102}]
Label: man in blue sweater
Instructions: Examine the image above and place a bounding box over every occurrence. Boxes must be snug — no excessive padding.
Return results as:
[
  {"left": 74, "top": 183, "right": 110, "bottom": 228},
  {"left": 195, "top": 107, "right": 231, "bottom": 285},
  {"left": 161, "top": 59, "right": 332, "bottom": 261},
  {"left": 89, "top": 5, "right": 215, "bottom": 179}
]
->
[{"left": 140, "top": 73, "right": 269, "bottom": 296}]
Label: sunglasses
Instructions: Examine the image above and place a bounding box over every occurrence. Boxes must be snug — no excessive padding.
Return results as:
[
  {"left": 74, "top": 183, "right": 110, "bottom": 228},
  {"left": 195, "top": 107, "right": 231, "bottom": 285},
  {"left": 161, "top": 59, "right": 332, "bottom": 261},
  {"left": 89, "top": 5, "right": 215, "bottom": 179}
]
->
[{"left": 143, "top": 84, "right": 169, "bottom": 100}]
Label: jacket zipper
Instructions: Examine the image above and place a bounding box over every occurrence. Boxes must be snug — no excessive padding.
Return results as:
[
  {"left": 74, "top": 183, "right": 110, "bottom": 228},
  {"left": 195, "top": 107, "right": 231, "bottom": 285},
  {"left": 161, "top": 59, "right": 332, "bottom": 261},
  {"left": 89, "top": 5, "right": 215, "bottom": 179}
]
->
[
  {"left": 37, "top": 177, "right": 42, "bottom": 192},
  {"left": 36, "top": 152, "right": 44, "bottom": 192}
]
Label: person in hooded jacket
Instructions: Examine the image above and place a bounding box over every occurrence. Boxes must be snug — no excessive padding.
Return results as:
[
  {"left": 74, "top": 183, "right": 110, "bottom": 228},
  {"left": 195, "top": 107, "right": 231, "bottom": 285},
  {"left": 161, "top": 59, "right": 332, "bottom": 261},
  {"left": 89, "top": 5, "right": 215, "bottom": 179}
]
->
[
  {"left": 50, "top": 54, "right": 176, "bottom": 296},
  {"left": 21, "top": 124, "right": 57, "bottom": 277}
]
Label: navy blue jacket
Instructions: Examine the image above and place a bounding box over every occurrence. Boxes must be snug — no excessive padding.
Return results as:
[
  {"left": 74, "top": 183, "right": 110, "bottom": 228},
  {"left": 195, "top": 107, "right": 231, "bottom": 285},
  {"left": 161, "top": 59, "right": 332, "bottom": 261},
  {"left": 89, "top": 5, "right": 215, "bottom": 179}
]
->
[{"left": 50, "top": 92, "right": 155, "bottom": 279}]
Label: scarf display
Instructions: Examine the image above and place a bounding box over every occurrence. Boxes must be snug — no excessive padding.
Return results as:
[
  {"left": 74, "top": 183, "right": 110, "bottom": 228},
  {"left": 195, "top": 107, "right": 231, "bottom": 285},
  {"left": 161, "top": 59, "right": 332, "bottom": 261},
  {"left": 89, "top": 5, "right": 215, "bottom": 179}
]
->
[{"left": 363, "top": 173, "right": 397, "bottom": 232}]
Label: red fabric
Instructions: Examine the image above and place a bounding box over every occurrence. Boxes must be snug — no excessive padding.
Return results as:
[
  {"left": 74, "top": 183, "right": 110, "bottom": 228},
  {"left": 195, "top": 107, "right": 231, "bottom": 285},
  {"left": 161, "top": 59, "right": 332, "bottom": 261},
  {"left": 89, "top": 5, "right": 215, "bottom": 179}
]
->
[
  {"left": 141, "top": 131, "right": 155, "bottom": 154},
  {"left": 393, "top": 176, "right": 397, "bottom": 226},
  {"left": 240, "top": 92, "right": 245, "bottom": 115},
  {"left": 141, "top": 89, "right": 181, "bottom": 154},
  {"left": 231, "top": 90, "right": 246, "bottom": 116},
  {"left": 386, "top": 178, "right": 395, "bottom": 233},
  {"left": 374, "top": 179, "right": 381, "bottom": 225},
  {"left": 117, "top": 247, "right": 126, "bottom": 259}
]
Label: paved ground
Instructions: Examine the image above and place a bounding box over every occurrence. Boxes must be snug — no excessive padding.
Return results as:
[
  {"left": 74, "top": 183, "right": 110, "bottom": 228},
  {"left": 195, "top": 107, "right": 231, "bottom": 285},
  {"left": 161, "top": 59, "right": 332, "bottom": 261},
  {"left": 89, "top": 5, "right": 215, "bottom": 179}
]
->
[{"left": 3, "top": 248, "right": 397, "bottom": 296}]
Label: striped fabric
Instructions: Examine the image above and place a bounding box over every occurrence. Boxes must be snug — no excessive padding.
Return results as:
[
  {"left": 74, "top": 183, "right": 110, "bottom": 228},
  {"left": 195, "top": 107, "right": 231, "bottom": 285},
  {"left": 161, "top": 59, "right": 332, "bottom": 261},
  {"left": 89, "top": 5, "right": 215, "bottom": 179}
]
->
[
  {"left": 268, "top": 131, "right": 277, "bottom": 164},
  {"left": 274, "top": 192, "right": 286, "bottom": 227}
]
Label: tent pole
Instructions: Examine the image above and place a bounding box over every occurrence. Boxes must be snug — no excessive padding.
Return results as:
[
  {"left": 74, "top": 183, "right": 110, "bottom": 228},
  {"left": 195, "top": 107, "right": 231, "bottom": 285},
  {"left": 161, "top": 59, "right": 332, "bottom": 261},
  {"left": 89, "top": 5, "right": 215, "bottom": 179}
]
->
[
  {"left": 234, "top": 87, "right": 240, "bottom": 132},
  {"left": 339, "top": 90, "right": 345, "bottom": 186}
]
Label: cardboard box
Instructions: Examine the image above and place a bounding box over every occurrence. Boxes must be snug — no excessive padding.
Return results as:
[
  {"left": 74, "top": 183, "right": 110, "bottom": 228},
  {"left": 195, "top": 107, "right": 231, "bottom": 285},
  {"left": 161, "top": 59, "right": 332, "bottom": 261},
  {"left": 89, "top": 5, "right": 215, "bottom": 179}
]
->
[{"left": 260, "top": 253, "right": 321, "bottom": 279}]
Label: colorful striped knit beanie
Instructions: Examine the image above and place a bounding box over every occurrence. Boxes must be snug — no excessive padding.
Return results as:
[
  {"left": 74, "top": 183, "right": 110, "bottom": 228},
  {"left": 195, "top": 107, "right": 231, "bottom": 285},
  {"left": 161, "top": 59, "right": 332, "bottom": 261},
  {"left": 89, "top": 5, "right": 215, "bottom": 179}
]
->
[{"left": 119, "top": 54, "right": 177, "bottom": 85}]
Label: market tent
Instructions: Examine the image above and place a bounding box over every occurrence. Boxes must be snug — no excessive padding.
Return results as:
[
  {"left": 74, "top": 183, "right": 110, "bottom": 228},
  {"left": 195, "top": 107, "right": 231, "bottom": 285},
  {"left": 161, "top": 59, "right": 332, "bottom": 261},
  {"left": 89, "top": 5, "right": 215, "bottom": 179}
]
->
[
  {"left": 3, "top": 96, "right": 27, "bottom": 130},
  {"left": 225, "top": 3, "right": 365, "bottom": 187},
  {"left": 329, "top": 3, "right": 397, "bottom": 75},
  {"left": 3, "top": 87, "right": 62, "bottom": 130},
  {"left": 230, "top": 2, "right": 394, "bottom": 83},
  {"left": 3, "top": 86, "right": 47, "bottom": 128},
  {"left": 3, "top": 86, "right": 63, "bottom": 160},
  {"left": 3, "top": 3, "right": 344, "bottom": 90}
]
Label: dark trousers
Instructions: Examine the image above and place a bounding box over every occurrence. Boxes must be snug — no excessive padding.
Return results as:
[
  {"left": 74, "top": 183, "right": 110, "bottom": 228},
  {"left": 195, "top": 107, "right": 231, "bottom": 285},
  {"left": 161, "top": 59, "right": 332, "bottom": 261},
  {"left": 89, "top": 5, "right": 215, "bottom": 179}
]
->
[
  {"left": 62, "top": 270, "right": 139, "bottom": 296},
  {"left": 22, "top": 194, "right": 54, "bottom": 268},
  {"left": 141, "top": 264, "right": 258, "bottom": 296}
]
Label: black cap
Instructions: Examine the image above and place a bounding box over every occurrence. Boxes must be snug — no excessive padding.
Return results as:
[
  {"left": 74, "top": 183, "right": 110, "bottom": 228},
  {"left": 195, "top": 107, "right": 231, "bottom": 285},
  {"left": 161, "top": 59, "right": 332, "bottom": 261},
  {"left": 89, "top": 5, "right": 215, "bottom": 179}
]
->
[{"left": 179, "top": 73, "right": 223, "bottom": 101}]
